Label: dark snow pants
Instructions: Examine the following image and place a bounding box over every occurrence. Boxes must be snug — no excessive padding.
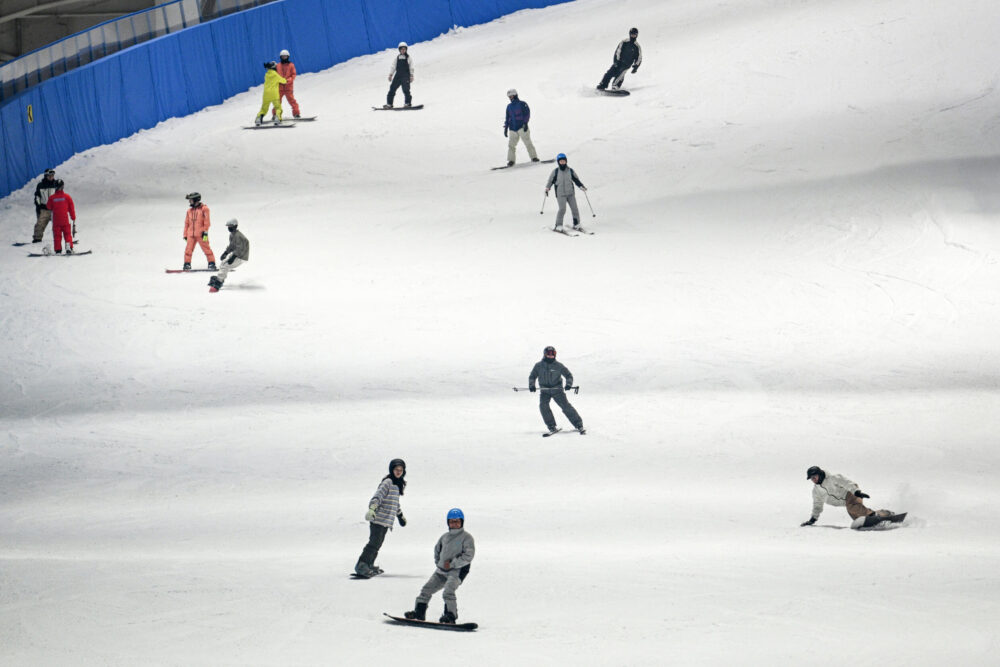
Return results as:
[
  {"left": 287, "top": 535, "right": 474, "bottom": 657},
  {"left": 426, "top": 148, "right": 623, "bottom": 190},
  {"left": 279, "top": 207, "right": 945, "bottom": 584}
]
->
[
  {"left": 358, "top": 522, "right": 388, "bottom": 567},
  {"left": 539, "top": 388, "right": 583, "bottom": 430},
  {"left": 387, "top": 75, "right": 412, "bottom": 106},
  {"left": 599, "top": 62, "right": 631, "bottom": 89}
]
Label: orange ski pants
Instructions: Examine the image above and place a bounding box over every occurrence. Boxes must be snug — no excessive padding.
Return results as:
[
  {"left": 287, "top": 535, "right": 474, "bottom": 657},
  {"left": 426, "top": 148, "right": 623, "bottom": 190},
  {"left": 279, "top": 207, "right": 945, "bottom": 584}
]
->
[{"left": 184, "top": 235, "right": 215, "bottom": 263}]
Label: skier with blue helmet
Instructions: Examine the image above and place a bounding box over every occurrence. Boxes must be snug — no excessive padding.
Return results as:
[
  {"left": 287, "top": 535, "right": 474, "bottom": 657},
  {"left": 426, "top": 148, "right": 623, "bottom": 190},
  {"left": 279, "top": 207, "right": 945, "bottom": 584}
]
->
[{"left": 403, "top": 508, "right": 476, "bottom": 624}]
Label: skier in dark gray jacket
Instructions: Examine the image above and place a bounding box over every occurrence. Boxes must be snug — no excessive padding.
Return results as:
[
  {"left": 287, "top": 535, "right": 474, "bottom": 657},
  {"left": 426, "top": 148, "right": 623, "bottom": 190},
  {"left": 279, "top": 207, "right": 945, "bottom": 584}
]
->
[
  {"left": 404, "top": 508, "right": 475, "bottom": 624},
  {"left": 529, "top": 346, "right": 585, "bottom": 434},
  {"left": 208, "top": 219, "right": 249, "bottom": 291}
]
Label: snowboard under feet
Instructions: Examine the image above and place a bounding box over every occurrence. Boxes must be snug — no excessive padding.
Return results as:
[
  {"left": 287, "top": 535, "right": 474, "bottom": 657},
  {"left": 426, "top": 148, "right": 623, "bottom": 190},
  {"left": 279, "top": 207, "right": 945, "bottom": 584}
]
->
[
  {"left": 596, "top": 88, "right": 630, "bottom": 96},
  {"left": 27, "top": 250, "right": 91, "bottom": 257},
  {"left": 242, "top": 123, "right": 296, "bottom": 130},
  {"left": 383, "top": 613, "right": 477, "bottom": 631},
  {"left": 492, "top": 159, "right": 555, "bottom": 171},
  {"left": 165, "top": 268, "right": 216, "bottom": 273},
  {"left": 854, "top": 512, "right": 907, "bottom": 529},
  {"left": 373, "top": 104, "right": 424, "bottom": 111}
]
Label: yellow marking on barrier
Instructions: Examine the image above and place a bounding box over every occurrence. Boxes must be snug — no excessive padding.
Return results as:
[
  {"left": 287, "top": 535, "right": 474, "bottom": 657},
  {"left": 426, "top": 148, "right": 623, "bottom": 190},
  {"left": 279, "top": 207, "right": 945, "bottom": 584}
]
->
[{"left": 27, "top": 104, "right": 33, "bottom": 123}]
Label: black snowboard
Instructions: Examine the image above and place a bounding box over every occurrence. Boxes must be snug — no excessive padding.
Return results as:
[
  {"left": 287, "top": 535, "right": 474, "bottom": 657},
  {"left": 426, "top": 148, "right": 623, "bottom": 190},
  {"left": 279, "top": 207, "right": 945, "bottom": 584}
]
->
[
  {"left": 12, "top": 242, "right": 34, "bottom": 246},
  {"left": 242, "top": 124, "right": 296, "bottom": 130},
  {"left": 856, "top": 512, "right": 908, "bottom": 529},
  {"left": 27, "top": 250, "right": 92, "bottom": 257},
  {"left": 596, "top": 88, "right": 630, "bottom": 96},
  {"left": 165, "top": 268, "right": 217, "bottom": 273},
  {"left": 383, "top": 613, "right": 477, "bottom": 631},
  {"left": 372, "top": 105, "right": 424, "bottom": 111},
  {"left": 491, "top": 158, "right": 555, "bottom": 171}
]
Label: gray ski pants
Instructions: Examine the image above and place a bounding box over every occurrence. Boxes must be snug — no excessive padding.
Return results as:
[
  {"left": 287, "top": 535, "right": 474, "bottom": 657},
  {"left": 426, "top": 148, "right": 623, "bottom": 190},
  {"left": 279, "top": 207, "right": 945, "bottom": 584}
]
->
[
  {"left": 33, "top": 209, "right": 52, "bottom": 242},
  {"left": 507, "top": 127, "right": 538, "bottom": 163},
  {"left": 539, "top": 388, "right": 583, "bottom": 430},
  {"left": 555, "top": 194, "right": 581, "bottom": 228},
  {"left": 416, "top": 570, "right": 464, "bottom": 615}
]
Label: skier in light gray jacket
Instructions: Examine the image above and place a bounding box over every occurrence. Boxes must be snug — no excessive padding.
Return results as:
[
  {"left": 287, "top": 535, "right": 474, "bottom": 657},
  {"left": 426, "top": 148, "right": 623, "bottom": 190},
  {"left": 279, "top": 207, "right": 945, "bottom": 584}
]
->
[
  {"left": 545, "top": 153, "right": 587, "bottom": 232},
  {"left": 529, "top": 345, "right": 585, "bottom": 434},
  {"left": 404, "top": 507, "right": 475, "bottom": 624},
  {"left": 801, "top": 465, "right": 894, "bottom": 528},
  {"left": 355, "top": 458, "right": 407, "bottom": 577}
]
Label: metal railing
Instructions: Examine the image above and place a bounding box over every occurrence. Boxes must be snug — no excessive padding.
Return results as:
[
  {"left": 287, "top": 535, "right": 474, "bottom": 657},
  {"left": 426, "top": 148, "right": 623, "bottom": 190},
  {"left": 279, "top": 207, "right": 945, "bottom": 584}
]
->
[{"left": 0, "top": 0, "right": 275, "bottom": 102}]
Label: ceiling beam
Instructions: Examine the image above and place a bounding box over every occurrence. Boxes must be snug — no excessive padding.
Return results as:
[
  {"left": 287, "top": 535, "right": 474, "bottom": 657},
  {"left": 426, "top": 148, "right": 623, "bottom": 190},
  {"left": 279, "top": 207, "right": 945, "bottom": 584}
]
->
[{"left": 0, "top": 0, "right": 101, "bottom": 27}]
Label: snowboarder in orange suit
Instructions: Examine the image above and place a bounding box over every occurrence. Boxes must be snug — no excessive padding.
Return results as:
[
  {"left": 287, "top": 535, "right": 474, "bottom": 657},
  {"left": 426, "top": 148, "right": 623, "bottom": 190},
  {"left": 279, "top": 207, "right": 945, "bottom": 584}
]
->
[
  {"left": 46, "top": 181, "right": 76, "bottom": 254},
  {"left": 271, "top": 49, "right": 301, "bottom": 120},
  {"left": 182, "top": 192, "right": 216, "bottom": 270}
]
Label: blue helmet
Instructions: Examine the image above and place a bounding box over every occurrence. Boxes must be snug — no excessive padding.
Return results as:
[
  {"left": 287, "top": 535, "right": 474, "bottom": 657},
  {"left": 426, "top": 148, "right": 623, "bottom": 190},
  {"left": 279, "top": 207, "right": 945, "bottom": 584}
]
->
[
  {"left": 557, "top": 153, "right": 567, "bottom": 162},
  {"left": 447, "top": 508, "right": 464, "bottom": 523}
]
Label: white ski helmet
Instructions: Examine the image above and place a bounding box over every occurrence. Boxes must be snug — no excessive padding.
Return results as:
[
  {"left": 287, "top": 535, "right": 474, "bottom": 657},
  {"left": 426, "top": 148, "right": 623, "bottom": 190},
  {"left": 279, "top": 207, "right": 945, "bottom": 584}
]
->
[
  {"left": 279, "top": 49, "right": 290, "bottom": 57},
  {"left": 398, "top": 42, "right": 408, "bottom": 49},
  {"left": 507, "top": 88, "right": 518, "bottom": 97},
  {"left": 226, "top": 218, "right": 239, "bottom": 229}
]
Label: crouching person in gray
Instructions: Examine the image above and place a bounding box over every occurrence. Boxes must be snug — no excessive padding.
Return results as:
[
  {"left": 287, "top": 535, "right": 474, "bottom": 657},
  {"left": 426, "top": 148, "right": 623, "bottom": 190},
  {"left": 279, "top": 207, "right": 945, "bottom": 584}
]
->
[
  {"left": 404, "top": 508, "right": 475, "bottom": 624},
  {"left": 209, "top": 218, "right": 249, "bottom": 291},
  {"left": 529, "top": 345, "right": 584, "bottom": 434},
  {"left": 545, "top": 153, "right": 587, "bottom": 231}
]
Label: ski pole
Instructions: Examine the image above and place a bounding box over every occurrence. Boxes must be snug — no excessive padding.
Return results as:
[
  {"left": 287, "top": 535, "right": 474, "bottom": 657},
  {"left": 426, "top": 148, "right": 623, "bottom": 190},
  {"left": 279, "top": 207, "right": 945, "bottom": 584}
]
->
[
  {"left": 540, "top": 191, "right": 548, "bottom": 215},
  {"left": 583, "top": 190, "right": 596, "bottom": 217}
]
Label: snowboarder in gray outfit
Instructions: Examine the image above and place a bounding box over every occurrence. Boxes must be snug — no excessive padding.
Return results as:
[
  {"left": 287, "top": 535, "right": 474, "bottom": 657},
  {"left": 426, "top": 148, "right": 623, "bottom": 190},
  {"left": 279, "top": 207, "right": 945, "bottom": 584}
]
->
[
  {"left": 208, "top": 218, "right": 249, "bottom": 291},
  {"left": 545, "top": 153, "right": 587, "bottom": 231},
  {"left": 529, "top": 346, "right": 585, "bottom": 434},
  {"left": 404, "top": 508, "right": 475, "bottom": 624},
  {"left": 355, "top": 458, "right": 407, "bottom": 577}
]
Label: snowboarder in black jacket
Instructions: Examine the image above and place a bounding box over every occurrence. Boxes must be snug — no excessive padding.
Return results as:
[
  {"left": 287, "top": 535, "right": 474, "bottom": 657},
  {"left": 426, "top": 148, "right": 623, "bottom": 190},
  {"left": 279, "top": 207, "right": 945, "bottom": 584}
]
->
[{"left": 597, "top": 28, "right": 643, "bottom": 91}]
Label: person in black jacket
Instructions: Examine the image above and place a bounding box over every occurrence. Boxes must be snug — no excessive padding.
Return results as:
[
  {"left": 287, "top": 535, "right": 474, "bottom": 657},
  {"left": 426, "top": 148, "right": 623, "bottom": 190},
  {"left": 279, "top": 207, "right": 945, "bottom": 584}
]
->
[
  {"left": 385, "top": 42, "right": 414, "bottom": 108},
  {"left": 32, "top": 168, "right": 60, "bottom": 243},
  {"left": 528, "top": 346, "right": 585, "bottom": 434},
  {"left": 597, "top": 28, "right": 643, "bottom": 91}
]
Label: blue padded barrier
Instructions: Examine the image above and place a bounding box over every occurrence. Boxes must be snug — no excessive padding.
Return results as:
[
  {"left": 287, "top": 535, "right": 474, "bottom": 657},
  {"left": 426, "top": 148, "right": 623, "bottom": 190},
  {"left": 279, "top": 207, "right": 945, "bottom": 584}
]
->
[
  {"left": 320, "top": 0, "right": 372, "bottom": 65},
  {"left": 1, "top": 0, "right": 571, "bottom": 200},
  {"left": 449, "top": 0, "right": 501, "bottom": 27}
]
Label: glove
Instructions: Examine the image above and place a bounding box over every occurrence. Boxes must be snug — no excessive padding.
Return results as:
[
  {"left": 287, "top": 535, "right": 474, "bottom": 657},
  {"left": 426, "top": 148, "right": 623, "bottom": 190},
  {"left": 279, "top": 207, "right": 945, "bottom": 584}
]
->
[
  {"left": 397, "top": 512, "right": 406, "bottom": 527},
  {"left": 227, "top": 256, "right": 235, "bottom": 265},
  {"left": 565, "top": 383, "right": 573, "bottom": 391},
  {"left": 183, "top": 236, "right": 187, "bottom": 241},
  {"left": 388, "top": 75, "right": 392, "bottom": 82},
  {"left": 523, "top": 123, "right": 528, "bottom": 132},
  {"left": 631, "top": 66, "right": 639, "bottom": 74},
  {"left": 529, "top": 386, "right": 537, "bottom": 393},
  {"left": 854, "top": 490, "right": 870, "bottom": 499},
  {"left": 801, "top": 517, "right": 817, "bottom": 526},
  {"left": 504, "top": 128, "right": 508, "bottom": 137},
  {"left": 201, "top": 232, "right": 208, "bottom": 242},
  {"left": 581, "top": 186, "right": 588, "bottom": 191},
  {"left": 443, "top": 560, "right": 451, "bottom": 570},
  {"left": 365, "top": 504, "right": 377, "bottom": 521},
  {"left": 544, "top": 188, "right": 550, "bottom": 195}
]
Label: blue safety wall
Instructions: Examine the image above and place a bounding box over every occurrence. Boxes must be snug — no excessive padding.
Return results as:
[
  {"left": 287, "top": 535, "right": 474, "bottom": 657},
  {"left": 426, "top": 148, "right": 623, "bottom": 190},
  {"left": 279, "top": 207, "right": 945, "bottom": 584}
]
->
[{"left": 0, "top": 0, "right": 571, "bottom": 200}]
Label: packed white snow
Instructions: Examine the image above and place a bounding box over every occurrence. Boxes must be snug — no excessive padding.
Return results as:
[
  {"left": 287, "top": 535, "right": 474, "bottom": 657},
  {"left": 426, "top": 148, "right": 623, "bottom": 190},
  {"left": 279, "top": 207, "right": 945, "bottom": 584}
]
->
[{"left": 2, "top": 0, "right": 999, "bottom": 663}]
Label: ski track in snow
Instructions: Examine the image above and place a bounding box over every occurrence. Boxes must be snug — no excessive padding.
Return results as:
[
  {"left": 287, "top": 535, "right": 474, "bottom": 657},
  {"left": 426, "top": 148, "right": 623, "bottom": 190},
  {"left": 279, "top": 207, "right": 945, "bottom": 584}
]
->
[{"left": 2, "top": 0, "right": 1000, "bottom": 663}]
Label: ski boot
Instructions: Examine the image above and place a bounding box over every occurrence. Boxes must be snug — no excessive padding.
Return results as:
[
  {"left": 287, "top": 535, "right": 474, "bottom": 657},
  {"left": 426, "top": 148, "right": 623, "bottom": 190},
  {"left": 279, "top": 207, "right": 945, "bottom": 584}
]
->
[
  {"left": 273, "top": 117, "right": 281, "bottom": 126},
  {"left": 65, "top": 247, "right": 74, "bottom": 254},
  {"left": 207, "top": 262, "right": 217, "bottom": 270},
  {"left": 507, "top": 161, "right": 514, "bottom": 167},
  {"left": 577, "top": 426, "right": 587, "bottom": 435},
  {"left": 383, "top": 104, "right": 393, "bottom": 109},
  {"left": 293, "top": 113, "right": 301, "bottom": 119},
  {"left": 404, "top": 602, "right": 427, "bottom": 621},
  {"left": 32, "top": 238, "right": 41, "bottom": 244},
  {"left": 531, "top": 157, "right": 540, "bottom": 162},
  {"left": 439, "top": 610, "right": 456, "bottom": 624},
  {"left": 208, "top": 276, "right": 223, "bottom": 292},
  {"left": 54, "top": 248, "right": 62, "bottom": 254},
  {"left": 404, "top": 103, "right": 412, "bottom": 108},
  {"left": 596, "top": 83, "right": 607, "bottom": 90},
  {"left": 183, "top": 262, "right": 191, "bottom": 270},
  {"left": 354, "top": 561, "right": 373, "bottom": 577},
  {"left": 254, "top": 115, "right": 263, "bottom": 127}
]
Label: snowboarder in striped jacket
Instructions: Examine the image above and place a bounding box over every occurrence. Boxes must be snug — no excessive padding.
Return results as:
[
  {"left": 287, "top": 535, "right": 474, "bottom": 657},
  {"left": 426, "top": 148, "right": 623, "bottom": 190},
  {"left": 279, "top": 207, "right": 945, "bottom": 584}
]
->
[{"left": 355, "top": 459, "right": 407, "bottom": 577}]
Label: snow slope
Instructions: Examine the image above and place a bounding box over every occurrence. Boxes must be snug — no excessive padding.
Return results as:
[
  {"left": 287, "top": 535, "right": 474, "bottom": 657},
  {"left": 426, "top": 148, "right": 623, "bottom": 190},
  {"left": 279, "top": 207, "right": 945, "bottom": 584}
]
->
[{"left": 2, "top": 0, "right": 999, "bottom": 663}]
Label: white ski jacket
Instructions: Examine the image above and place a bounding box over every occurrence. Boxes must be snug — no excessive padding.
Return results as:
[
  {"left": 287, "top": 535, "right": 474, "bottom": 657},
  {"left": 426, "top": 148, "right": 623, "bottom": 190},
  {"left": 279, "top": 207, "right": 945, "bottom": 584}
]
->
[{"left": 811, "top": 473, "right": 860, "bottom": 518}]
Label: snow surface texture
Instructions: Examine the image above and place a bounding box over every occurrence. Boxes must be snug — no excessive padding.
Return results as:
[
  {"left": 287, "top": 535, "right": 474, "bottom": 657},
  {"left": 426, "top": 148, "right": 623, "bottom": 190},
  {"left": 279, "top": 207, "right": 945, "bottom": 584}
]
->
[{"left": 2, "top": 0, "right": 1000, "bottom": 663}]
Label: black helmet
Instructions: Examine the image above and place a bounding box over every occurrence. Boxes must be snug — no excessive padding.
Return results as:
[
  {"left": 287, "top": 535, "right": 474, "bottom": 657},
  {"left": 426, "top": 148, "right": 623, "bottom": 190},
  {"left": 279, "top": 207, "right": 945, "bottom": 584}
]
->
[
  {"left": 44, "top": 168, "right": 56, "bottom": 177},
  {"left": 264, "top": 61, "right": 276, "bottom": 69},
  {"left": 543, "top": 346, "right": 556, "bottom": 358},
  {"left": 806, "top": 466, "right": 825, "bottom": 481},
  {"left": 185, "top": 192, "right": 201, "bottom": 205},
  {"left": 389, "top": 458, "right": 406, "bottom": 475},
  {"left": 629, "top": 27, "right": 639, "bottom": 36},
  {"left": 55, "top": 179, "right": 65, "bottom": 190}
]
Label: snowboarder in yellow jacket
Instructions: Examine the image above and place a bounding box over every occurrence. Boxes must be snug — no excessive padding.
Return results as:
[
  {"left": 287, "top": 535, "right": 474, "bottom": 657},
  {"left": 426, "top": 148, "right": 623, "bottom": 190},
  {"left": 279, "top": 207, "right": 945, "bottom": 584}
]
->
[{"left": 255, "top": 62, "right": 287, "bottom": 126}]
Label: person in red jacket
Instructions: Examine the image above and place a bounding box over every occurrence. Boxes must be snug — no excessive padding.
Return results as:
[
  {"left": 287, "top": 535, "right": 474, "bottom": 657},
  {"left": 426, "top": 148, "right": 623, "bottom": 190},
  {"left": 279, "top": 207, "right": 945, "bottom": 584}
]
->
[
  {"left": 270, "top": 49, "right": 301, "bottom": 120},
  {"left": 182, "top": 192, "right": 216, "bottom": 270},
  {"left": 45, "top": 181, "right": 76, "bottom": 254}
]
